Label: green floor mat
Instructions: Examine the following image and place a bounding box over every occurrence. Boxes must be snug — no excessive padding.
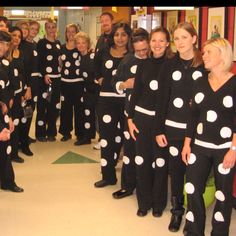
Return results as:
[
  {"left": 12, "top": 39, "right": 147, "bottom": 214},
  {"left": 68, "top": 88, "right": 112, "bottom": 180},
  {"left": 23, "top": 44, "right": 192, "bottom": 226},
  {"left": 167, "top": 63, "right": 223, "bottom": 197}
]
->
[{"left": 52, "top": 151, "right": 98, "bottom": 164}]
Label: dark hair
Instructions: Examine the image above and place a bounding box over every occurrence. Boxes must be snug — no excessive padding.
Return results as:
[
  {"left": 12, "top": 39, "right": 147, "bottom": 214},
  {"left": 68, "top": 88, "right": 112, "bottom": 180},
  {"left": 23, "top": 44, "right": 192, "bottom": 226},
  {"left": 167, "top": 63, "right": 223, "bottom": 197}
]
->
[
  {"left": 131, "top": 27, "right": 149, "bottom": 44},
  {"left": 109, "top": 22, "right": 132, "bottom": 51},
  {"left": 100, "top": 12, "right": 114, "bottom": 21},
  {"left": 0, "top": 16, "right": 8, "bottom": 24},
  {"left": 0, "top": 30, "right": 11, "bottom": 42},
  {"left": 149, "top": 26, "right": 174, "bottom": 59},
  {"left": 9, "top": 26, "right": 23, "bottom": 41}
]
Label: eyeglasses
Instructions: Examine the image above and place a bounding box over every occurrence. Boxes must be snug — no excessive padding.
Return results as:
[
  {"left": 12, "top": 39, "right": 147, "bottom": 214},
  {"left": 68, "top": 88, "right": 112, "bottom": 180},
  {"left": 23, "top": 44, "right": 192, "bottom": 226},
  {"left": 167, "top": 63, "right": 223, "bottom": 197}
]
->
[{"left": 135, "top": 48, "right": 148, "bottom": 53}]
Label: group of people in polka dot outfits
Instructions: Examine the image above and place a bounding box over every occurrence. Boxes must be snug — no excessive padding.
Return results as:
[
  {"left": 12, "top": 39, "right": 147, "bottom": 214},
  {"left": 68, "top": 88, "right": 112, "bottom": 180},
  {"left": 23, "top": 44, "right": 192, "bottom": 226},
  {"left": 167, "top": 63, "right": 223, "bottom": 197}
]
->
[{"left": 0, "top": 11, "right": 236, "bottom": 236}]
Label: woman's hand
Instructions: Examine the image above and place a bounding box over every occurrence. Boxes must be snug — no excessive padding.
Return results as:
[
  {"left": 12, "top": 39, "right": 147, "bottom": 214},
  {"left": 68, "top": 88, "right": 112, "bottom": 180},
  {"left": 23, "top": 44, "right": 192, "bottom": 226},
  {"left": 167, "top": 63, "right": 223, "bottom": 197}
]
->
[
  {"left": 44, "top": 75, "right": 52, "bottom": 85},
  {"left": 127, "top": 118, "right": 139, "bottom": 141},
  {"left": 0, "top": 128, "right": 10, "bottom": 141},
  {"left": 223, "top": 150, "right": 236, "bottom": 169},
  {"left": 24, "top": 87, "right": 32, "bottom": 100},
  {"left": 122, "top": 78, "right": 135, "bottom": 89},
  {"left": 9, "top": 117, "right": 14, "bottom": 133},
  {"left": 156, "top": 134, "right": 168, "bottom": 147},
  {"left": 181, "top": 137, "right": 192, "bottom": 165}
]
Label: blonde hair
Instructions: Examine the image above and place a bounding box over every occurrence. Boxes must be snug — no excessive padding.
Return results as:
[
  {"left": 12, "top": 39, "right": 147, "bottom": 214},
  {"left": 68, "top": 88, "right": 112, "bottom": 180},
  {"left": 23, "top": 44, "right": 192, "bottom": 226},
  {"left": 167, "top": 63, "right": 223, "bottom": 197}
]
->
[
  {"left": 203, "top": 37, "right": 233, "bottom": 71},
  {"left": 75, "top": 31, "right": 92, "bottom": 51},
  {"left": 16, "top": 20, "right": 29, "bottom": 30},
  {"left": 65, "top": 23, "right": 79, "bottom": 42}
]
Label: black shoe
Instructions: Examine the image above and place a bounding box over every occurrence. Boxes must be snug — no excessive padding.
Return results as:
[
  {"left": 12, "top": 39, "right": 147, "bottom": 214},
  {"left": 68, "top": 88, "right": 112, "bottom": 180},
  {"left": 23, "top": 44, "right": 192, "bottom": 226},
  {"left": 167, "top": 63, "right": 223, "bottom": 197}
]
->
[
  {"left": 137, "top": 209, "right": 148, "bottom": 217},
  {"left": 152, "top": 209, "right": 163, "bottom": 217},
  {"left": 11, "top": 156, "right": 24, "bottom": 163},
  {"left": 37, "top": 137, "right": 47, "bottom": 142},
  {"left": 21, "top": 146, "right": 33, "bottom": 156},
  {"left": 28, "top": 136, "right": 36, "bottom": 144},
  {"left": 2, "top": 184, "right": 24, "bottom": 192},
  {"left": 94, "top": 179, "right": 116, "bottom": 188},
  {"left": 61, "top": 135, "right": 71, "bottom": 142},
  {"left": 74, "top": 138, "right": 91, "bottom": 146},
  {"left": 47, "top": 136, "right": 56, "bottom": 142},
  {"left": 168, "top": 214, "right": 183, "bottom": 232},
  {"left": 112, "top": 189, "right": 133, "bottom": 199}
]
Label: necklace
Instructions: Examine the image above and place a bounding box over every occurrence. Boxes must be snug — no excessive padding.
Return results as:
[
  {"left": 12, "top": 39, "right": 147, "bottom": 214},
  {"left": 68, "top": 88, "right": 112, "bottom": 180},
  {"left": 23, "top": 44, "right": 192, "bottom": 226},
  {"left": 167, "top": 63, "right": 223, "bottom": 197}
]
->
[{"left": 179, "top": 58, "right": 193, "bottom": 70}]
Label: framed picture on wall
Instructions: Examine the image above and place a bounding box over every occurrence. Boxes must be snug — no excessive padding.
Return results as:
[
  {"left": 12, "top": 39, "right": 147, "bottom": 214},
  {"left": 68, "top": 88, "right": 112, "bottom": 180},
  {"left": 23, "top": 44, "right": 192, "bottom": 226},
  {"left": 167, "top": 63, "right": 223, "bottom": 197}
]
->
[
  {"left": 207, "top": 7, "right": 226, "bottom": 40},
  {"left": 234, "top": 7, "right": 236, "bottom": 61},
  {"left": 166, "top": 11, "right": 178, "bottom": 52},
  {"left": 152, "top": 12, "right": 162, "bottom": 29}
]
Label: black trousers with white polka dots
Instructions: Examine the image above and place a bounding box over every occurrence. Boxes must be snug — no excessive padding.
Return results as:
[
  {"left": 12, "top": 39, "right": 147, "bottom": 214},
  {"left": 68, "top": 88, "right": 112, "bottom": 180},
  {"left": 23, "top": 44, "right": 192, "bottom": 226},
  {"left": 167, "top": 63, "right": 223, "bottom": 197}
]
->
[
  {"left": 59, "top": 82, "right": 85, "bottom": 138},
  {"left": 97, "top": 96, "right": 125, "bottom": 183},
  {"left": 184, "top": 145, "right": 235, "bottom": 236},
  {"left": 134, "top": 112, "right": 168, "bottom": 211},
  {"left": 36, "top": 78, "right": 61, "bottom": 138},
  {"left": 120, "top": 118, "right": 136, "bottom": 192}
]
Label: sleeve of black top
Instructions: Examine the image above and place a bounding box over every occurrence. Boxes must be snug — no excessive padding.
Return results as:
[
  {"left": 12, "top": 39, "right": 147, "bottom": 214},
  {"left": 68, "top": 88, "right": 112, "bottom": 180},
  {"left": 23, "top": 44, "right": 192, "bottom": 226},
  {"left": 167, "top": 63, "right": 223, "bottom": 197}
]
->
[
  {"left": 37, "top": 39, "right": 46, "bottom": 78},
  {"left": 93, "top": 48, "right": 104, "bottom": 81}
]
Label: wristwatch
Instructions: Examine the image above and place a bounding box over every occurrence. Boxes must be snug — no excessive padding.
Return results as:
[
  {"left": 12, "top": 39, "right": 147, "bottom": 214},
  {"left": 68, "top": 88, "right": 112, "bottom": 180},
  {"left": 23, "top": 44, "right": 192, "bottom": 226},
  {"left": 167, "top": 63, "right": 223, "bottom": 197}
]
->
[{"left": 230, "top": 146, "right": 236, "bottom": 151}]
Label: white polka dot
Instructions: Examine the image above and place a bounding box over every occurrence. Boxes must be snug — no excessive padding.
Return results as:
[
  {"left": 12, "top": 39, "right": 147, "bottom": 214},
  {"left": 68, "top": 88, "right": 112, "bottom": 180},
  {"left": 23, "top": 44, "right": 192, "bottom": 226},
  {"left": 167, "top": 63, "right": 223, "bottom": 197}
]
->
[
  {"left": 156, "top": 158, "right": 165, "bottom": 167},
  {"left": 115, "top": 136, "right": 121, "bottom": 143},
  {"left": 13, "top": 119, "right": 19, "bottom": 126},
  {"left": 149, "top": 80, "right": 158, "bottom": 90},
  {"left": 84, "top": 88, "right": 87, "bottom": 93},
  {"left": 33, "top": 96, "right": 38, "bottom": 102},
  {"left": 152, "top": 162, "right": 155, "bottom": 169},
  {"left": 80, "top": 97, "right": 84, "bottom": 103},
  {"left": 65, "top": 61, "right": 71, "bottom": 67},
  {"left": 85, "top": 122, "right": 90, "bottom": 129},
  {"left": 135, "top": 156, "right": 144, "bottom": 165},
  {"left": 4, "top": 115, "right": 9, "bottom": 123},
  {"left": 206, "top": 110, "right": 217, "bottom": 122},
  {"left": 220, "top": 127, "right": 232, "bottom": 138},
  {"left": 172, "top": 70, "right": 182, "bottom": 81},
  {"left": 186, "top": 211, "right": 194, "bottom": 222},
  {"left": 185, "top": 182, "right": 195, "bottom": 194},
  {"left": 46, "top": 67, "right": 52, "bottom": 73},
  {"left": 14, "top": 68, "right": 18, "bottom": 77},
  {"left": 56, "top": 103, "right": 61, "bottom": 109},
  {"left": 169, "top": 146, "right": 179, "bottom": 156},
  {"left": 195, "top": 92, "right": 204, "bottom": 104},
  {"left": 214, "top": 212, "right": 224, "bottom": 222},
  {"left": 218, "top": 163, "right": 230, "bottom": 175},
  {"left": 128, "top": 94, "right": 131, "bottom": 101},
  {"left": 114, "top": 153, "right": 118, "bottom": 160},
  {"left": 56, "top": 44, "right": 60, "bottom": 49},
  {"left": 47, "top": 55, "right": 53, "bottom": 61},
  {"left": 6, "top": 145, "right": 12, "bottom": 155},
  {"left": 223, "top": 96, "right": 233, "bottom": 108},
  {"left": 197, "top": 123, "right": 203, "bottom": 135},
  {"left": 0, "top": 80, "right": 5, "bottom": 88},
  {"left": 6, "top": 80, "right": 9, "bottom": 86},
  {"left": 75, "top": 60, "right": 80, "bottom": 66},
  {"left": 64, "top": 69, "right": 69, "bottom": 75},
  {"left": 188, "top": 153, "right": 196, "bottom": 165},
  {"left": 58, "top": 66, "right": 61, "bottom": 73},
  {"left": 192, "top": 71, "right": 202, "bottom": 80},
  {"left": 61, "top": 96, "right": 65, "bottom": 101},
  {"left": 46, "top": 44, "right": 52, "bottom": 49},
  {"left": 112, "top": 69, "right": 117, "bottom": 76},
  {"left": 215, "top": 190, "right": 225, "bottom": 202},
  {"left": 78, "top": 56, "right": 81, "bottom": 61},
  {"left": 130, "top": 65, "right": 137, "bottom": 74},
  {"left": 76, "top": 69, "right": 80, "bottom": 75},
  {"left": 33, "top": 50, "right": 38, "bottom": 56},
  {"left": 123, "top": 156, "right": 130, "bottom": 164},
  {"left": 73, "top": 52, "right": 78, "bottom": 58},
  {"left": 21, "top": 117, "right": 27, "bottom": 123},
  {"left": 42, "top": 92, "right": 48, "bottom": 99},
  {"left": 100, "top": 139, "right": 108, "bottom": 148},
  {"left": 38, "top": 120, "right": 44, "bottom": 126},
  {"left": 103, "top": 115, "right": 111, "bottom": 123},
  {"left": 83, "top": 72, "right": 88, "bottom": 78},
  {"left": 117, "top": 122, "right": 121, "bottom": 129},
  {"left": 90, "top": 53, "right": 95, "bottom": 59},
  {"left": 61, "top": 54, "right": 66, "bottom": 60},
  {"left": 24, "top": 84, "right": 27, "bottom": 90},
  {"left": 21, "top": 100, "right": 27, "bottom": 107},
  {"left": 85, "top": 109, "right": 90, "bottom": 116},
  {"left": 101, "top": 158, "right": 107, "bottom": 166},
  {"left": 173, "top": 97, "right": 183, "bottom": 108},
  {"left": 105, "top": 60, "right": 113, "bottom": 69},
  {"left": 124, "top": 131, "right": 130, "bottom": 140}
]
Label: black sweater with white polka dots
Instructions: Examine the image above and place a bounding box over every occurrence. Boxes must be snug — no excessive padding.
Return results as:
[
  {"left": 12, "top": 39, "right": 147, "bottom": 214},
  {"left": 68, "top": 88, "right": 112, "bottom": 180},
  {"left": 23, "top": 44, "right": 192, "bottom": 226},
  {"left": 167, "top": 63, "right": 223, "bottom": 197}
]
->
[
  {"left": 37, "top": 38, "right": 61, "bottom": 78},
  {"left": 157, "top": 53, "right": 205, "bottom": 140},
  {"left": 186, "top": 73, "right": 236, "bottom": 145},
  {"left": 128, "top": 55, "right": 167, "bottom": 119}
]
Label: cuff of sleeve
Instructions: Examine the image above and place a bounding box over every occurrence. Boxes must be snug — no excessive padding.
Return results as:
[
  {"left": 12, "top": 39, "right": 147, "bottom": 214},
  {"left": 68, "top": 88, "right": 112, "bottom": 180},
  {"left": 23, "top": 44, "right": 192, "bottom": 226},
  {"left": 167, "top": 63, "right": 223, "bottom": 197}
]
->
[{"left": 116, "top": 81, "right": 124, "bottom": 94}]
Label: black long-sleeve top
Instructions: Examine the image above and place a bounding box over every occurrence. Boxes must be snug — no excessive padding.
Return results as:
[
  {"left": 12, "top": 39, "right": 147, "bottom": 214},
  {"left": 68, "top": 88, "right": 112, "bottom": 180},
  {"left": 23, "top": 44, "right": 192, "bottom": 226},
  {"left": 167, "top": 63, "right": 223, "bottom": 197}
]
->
[
  {"left": 156, "top": 53, "right": 205, "bottom": 140},
  {"left": 186, "top": 73, "right": 236, "bottom": 146},
  {"left": 111, "top": 53, "right": 143, "bottom": 116},
  {"left": 128, "top": 55, "right": 168, "bottom": 119},
  {"left": 95, "top": 33, "right": 111, "bottom": 53},
  {"left": 37, "top": 38, "right": 61, "bottom": 78}
]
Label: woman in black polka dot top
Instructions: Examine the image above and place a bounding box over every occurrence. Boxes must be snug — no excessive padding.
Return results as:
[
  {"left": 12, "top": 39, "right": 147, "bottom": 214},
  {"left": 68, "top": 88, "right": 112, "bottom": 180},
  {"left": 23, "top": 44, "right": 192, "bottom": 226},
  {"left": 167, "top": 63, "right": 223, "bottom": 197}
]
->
[
  {"left": 155, "top": 22, "right": 205, "bottom": 232},
  {"left": 94, "top": 22, "right": 132, "bottom": 188},
  {"left": 36, "top": 19, "right": 61, "bottom": 142},
  {"left": 182, "top": 38, "right": 236, "bottom": 236}
]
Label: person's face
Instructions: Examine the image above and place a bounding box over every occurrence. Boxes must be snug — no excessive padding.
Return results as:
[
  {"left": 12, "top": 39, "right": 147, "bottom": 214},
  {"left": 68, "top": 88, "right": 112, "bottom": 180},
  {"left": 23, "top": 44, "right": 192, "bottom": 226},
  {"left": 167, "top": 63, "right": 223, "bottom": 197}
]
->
[
  {"left": 76, "top": 37, "right": 88, "bottom": 54},
  {"left": 173, "top": 28, "right": 197, "bottom": 56},
  {"left": 29, "top": 23, "right": 39, "bottom": 39},
  {"left": 100, "top": 15, "right": 112, "bottom": 34},
  {"left": 0, "top": 41, "right": 10, "bottom": 57},
  {"left": 202, "top": 44, "right": 222, "bottom": 70},
  {"left": 0, "top": 20, "right": 8, "bottom": 32},
  {"left": 45, "top": 22, "right": 57, "bottom": 38},
  {"left": 20, "top": 23, "right": 29, "bottom": 39},
  {"left": 113, "top": 27, "right": 129, "bottom": 48},
  {"left": 150, "top": 31, "right": 169, "bottom": 58},
  {"left": 133, "top": 40, "right": 149, "bottom": 59},
  {"left": 11, "top": 30, "right": 22, "bottom": 47},
  {"left": 66, "top": 26, "right": 77, "bottom": 42}
]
